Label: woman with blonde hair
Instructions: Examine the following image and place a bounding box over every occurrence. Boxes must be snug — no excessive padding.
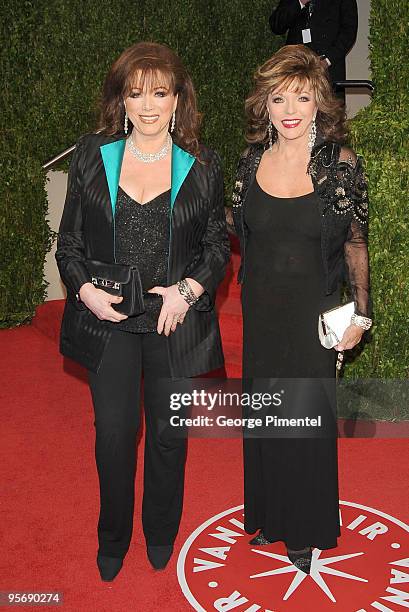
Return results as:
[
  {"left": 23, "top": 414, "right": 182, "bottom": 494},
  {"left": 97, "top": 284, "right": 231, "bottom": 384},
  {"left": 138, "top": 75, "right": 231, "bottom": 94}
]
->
[
  {"left": 56, "top": 41, "right": 229, "bottom": 580},
  {"left": 231, "top": 44, "right": 371, "bottom": 573}
]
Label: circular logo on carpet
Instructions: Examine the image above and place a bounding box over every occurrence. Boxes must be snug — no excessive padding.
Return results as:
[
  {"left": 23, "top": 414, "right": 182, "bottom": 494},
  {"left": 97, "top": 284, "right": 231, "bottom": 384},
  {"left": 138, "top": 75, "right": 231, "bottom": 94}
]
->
[{"left": 177, "top": 502, "right": 409, "bottom": 611}]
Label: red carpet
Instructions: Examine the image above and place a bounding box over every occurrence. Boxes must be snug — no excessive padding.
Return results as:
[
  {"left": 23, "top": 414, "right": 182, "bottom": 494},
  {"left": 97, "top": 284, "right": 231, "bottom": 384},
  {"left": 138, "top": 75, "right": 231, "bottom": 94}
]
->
[{"left": 1, "top": 243, "right": 408, "bottom": 611}]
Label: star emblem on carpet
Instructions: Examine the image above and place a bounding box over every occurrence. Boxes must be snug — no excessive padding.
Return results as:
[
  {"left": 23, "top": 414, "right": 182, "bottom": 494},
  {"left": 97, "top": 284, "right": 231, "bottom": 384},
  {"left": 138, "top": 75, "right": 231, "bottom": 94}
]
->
[{"left": 250, "top": 547, "right": 368, "bottom": 602}]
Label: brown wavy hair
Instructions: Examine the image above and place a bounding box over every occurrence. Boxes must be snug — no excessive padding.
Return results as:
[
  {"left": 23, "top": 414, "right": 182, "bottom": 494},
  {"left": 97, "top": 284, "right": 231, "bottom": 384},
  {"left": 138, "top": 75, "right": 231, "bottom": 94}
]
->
[
  {"left": 99, "top": 42, "right": 202, "bottom": 158},
  {"left": 245, "top": 45, "right": 347, "bottom": 146}
]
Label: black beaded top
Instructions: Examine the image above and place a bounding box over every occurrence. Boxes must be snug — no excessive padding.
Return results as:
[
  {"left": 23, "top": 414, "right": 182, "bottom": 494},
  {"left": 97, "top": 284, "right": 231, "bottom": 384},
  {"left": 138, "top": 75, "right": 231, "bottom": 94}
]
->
[{"left": 113, "top": 185, "right": 170, "bottom": 333}]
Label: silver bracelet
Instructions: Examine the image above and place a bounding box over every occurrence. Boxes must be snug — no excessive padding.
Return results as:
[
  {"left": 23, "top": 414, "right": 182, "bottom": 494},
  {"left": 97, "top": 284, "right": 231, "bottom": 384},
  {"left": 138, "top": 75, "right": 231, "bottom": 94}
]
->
[
  {"left": 351, "top": 313, "right": 372, "bottom": 330},
  {"left": 177, "top": 279, "right": 199, "bottom": 306}
]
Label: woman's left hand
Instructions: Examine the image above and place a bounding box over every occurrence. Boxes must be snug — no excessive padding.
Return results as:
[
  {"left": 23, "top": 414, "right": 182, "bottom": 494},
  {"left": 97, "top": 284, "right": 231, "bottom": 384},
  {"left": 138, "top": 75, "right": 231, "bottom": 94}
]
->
[
  {"left": 148, "top": 284, "right": 189, "bottom": 335},
  {"left": 334, "top": 324, "right": 364, "bottom": 351}
]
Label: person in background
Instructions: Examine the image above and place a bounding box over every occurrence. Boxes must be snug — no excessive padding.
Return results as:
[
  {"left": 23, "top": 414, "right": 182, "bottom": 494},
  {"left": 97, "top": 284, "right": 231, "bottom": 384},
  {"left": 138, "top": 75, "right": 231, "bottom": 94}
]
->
[{"left": 269, "top": 0, "right": 358, "bottom": 102}]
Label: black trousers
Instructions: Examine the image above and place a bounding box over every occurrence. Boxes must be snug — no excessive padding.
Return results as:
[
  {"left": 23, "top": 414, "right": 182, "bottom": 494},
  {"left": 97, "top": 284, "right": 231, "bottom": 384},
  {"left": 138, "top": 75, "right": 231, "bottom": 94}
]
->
[{"left": 88, "top": 329, "right": 187, "bottom": 558}]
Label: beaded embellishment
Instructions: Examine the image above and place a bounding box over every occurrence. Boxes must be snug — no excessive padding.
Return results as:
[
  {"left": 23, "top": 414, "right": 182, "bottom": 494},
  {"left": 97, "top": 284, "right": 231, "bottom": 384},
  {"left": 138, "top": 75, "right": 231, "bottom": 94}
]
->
[
  {"left": 232, "top": 180, "right": 243, "bottom": 207},
  {"left": 231, "top": 146, "right": 262, "bottom": 209},
  {"left": 308, "top": 143, "right": 369, "bottom": 226},
  {"left": 337, "top": 155, "right": 369, "bottom": 224}
]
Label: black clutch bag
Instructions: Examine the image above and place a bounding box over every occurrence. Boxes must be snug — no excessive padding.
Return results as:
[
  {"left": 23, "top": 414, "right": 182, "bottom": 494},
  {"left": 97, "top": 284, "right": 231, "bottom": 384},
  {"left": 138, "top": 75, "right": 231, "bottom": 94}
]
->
[{"left": 85, "top": 259, "right": 145, "bottom": 317}]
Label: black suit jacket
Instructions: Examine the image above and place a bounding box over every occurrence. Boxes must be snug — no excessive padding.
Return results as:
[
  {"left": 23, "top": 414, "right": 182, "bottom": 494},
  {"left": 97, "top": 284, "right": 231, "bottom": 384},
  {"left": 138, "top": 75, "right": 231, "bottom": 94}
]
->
[
  {"left": 55, "top": 133, "right": 230, "bottom": 376},
  {"left": 270, "top": 0, "right": 358, "bottom": 82}
]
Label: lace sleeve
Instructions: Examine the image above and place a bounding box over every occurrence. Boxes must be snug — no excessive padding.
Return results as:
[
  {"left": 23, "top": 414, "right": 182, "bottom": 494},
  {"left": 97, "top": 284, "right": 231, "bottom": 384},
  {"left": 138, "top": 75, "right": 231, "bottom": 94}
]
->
[{"left": 338, "top": 147, "right": 371, "bottom": 318}]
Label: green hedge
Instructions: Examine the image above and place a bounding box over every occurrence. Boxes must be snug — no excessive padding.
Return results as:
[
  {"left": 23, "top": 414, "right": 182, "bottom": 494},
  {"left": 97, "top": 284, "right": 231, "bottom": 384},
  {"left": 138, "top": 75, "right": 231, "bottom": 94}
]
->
[
  {"left": 345, "top": 0, "right": 409, "bottom": 379},
  {"left": 1, "top": 1, "right": 408, "bottom": 381}
]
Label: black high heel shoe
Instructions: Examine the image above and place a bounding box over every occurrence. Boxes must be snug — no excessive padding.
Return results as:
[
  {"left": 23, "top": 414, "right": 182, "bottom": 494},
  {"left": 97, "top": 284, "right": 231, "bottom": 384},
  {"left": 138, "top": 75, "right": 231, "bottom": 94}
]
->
[
  {"left": 97, "top": 553, "right": 123, "bottom": 582},
  {"left": 147, "top": 544, "right": 174, "bottom": 570},
  {"left": 249, "top": 530, "right": 274, "bottom": 545},
  {"left": 286, "top": 546, "right": 312, "bottom": 574}
]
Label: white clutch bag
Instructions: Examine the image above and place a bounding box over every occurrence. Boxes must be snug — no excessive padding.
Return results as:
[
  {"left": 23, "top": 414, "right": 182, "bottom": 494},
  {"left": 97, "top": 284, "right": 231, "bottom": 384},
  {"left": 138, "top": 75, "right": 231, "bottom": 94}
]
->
[{"left": 318, "top": 301, "right": 355, "bottom": 349}]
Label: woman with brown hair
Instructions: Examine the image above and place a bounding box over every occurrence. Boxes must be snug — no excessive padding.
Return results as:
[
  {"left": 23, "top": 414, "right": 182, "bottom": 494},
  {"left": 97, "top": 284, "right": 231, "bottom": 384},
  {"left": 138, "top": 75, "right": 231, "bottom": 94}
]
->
[
  {"left": 56, "top": 42, "right": 229, "bottom": 580},
  {"left": 231, "top": 45, "right": 371, "bottom": 573}
]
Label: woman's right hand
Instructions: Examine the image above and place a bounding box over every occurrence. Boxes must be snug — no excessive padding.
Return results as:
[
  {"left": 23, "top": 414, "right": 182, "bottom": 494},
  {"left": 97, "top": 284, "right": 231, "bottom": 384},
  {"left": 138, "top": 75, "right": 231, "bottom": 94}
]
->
[{"left": 78, "top": 282, "right": 128, "bottom": 322}]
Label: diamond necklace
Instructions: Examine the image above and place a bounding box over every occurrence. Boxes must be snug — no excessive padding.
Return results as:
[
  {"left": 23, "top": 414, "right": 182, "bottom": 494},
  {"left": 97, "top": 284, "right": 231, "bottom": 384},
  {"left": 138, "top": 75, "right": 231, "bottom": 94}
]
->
[{"left": 126, "top": 133, "right": 172, "bottom": 163}]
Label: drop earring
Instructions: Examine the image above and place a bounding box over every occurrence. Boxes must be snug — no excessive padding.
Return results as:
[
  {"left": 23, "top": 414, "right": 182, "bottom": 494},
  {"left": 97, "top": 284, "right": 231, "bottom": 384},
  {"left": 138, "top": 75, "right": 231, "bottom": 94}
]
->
[
  {"left": 267, "top": 109, "right": 273, "bottom": 151},
  {"left": 170, "top": 111, "right": 175, "bottom": 133},
  {"left": 124, "top": 109, "right": 128, "bottom": 135},
  {"left": 268, "top": 123, "right": 273, "bottom": 151},
  {"left": 308, "top": 114, "right": 317, "bottom": 153}
]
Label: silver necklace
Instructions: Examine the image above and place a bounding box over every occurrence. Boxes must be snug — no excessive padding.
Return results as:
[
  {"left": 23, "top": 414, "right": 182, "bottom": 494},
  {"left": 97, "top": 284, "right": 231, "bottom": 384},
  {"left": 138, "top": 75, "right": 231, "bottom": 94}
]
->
[{"left": 127, "top": 133, "right": 172, "bottom": 163}]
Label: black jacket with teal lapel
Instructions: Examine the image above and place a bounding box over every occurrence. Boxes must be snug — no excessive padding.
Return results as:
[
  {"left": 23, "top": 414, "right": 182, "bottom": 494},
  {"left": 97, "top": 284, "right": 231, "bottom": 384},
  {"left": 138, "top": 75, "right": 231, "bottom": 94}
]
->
[{"left": 55, "top": 132, "right": 230, "bottom": 376}]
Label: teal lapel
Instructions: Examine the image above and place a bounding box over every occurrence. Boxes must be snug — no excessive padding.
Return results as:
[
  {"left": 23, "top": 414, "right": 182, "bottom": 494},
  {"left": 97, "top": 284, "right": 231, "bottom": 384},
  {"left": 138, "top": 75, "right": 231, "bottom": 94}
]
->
[
  {"left": 171, "top": 143, "right": 195, "bottom": 210},
  {"left": 100, "top": 138, "right": 195, "bottom": 216},
  {"left": 100, "top": 138, "right": 126, "bottom": 217}
]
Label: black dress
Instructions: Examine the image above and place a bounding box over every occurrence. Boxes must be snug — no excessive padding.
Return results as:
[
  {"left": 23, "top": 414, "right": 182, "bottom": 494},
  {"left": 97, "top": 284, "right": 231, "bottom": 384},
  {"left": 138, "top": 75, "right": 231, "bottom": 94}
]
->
[{"left": 241, "top": 178, "right": 341, "bottom": 550}]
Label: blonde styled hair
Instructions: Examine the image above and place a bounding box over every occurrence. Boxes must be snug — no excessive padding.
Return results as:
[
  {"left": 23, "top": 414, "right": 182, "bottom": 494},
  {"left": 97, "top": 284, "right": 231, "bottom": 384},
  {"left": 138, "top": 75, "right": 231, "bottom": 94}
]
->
[{"left": 245, "top": 44, "right": 347, "bottom": 146}]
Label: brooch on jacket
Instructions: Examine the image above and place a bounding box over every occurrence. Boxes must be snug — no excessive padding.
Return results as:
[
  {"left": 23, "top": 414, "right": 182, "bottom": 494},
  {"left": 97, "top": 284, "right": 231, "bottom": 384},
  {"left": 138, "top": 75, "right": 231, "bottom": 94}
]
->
[
  {"left": 308, "top": 145, "right": 369, "bottom": 226},
  {"left": 334, "top": 157, "right": 369, "bottom": 225}
]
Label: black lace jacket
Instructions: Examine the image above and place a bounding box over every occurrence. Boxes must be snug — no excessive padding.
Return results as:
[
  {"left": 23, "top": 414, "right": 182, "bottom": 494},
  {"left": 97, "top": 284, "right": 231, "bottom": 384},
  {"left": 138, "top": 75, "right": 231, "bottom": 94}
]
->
[{"left": 229, "top": 140, "right": 371, "bottom": 317}]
